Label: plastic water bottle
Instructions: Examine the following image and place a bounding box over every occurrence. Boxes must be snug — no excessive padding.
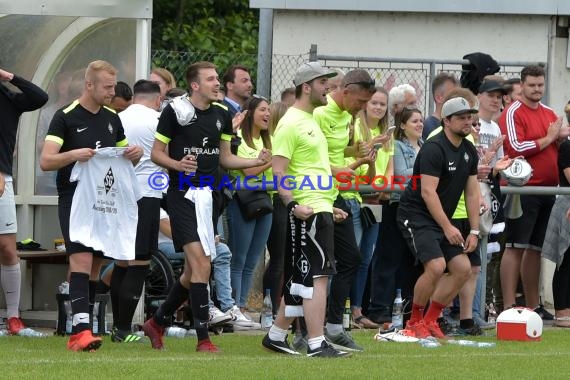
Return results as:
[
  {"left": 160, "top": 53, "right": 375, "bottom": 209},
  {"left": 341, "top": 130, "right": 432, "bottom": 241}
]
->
[
  {"left": 92, "top": 302, "right": 99, "bottom": 335},
  {"left": 392, "top": 289, "right": 403, "bottom": 329},
  {"left": 261, "top": 289, "right": 274, "bottom": 329},
  {"left": 165, "top": 326, "right": 189, "bottom": 338},
  {"left": 342, "top": 298, "right": 352, "bottom": 331},
  {"left": 418, "top": 338, "right": 441, "bottom": 348},
  {"left": 487, "top": 303, "right": 497, "bottom": 325},
  {"left": 448, "top": 339, "right": 496, "bottom": 348},
  {"left": 64, "top": 300, "right": 72, "bottom": 335}
]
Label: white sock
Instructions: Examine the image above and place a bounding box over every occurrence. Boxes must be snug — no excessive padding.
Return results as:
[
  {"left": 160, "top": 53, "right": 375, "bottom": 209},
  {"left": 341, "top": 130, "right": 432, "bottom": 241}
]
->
[
  {"left": 326, "top": 322, "right": 343, "bottom": 336},
  {"left": 308, "top": 336, "right": 325, "bottom": 350},
  {"left": 1, "top": 264, "right": 21, "bottom": 319},
  {"left": 268, "top": 324, "right": 288, "bottom": 342}
]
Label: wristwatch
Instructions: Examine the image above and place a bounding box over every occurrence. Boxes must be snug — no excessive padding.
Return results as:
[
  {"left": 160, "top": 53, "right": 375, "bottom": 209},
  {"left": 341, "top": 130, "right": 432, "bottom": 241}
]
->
[{"left": 469, "top": 229, "right": 480, "bottom": 237}]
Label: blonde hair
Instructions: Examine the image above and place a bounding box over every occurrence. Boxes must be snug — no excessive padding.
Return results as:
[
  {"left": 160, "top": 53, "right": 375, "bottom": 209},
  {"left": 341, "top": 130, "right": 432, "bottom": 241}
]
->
[
  {"left": 85, "top": 60, "right": 117, "bottom": 82},
  {"left": 356, "top": 87, "right": 391, "bottom": 150},
  {"left": 151, "top": 67, "right": 177, "bottom": 88},
  {"left": 268, "top": 101, "right": 288, "bottom": 136}
]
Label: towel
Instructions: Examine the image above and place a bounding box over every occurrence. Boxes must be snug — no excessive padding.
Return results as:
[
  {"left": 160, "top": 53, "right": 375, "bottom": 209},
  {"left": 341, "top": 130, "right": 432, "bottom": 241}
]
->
[
  {"left": 171, "top": 94, "right": 196, "bottom": 126},
  {"left": 184, "top": 187, "right": 216, "bottom": 260},
  {"left": 542, "top": 195, "right": 570, "bottom": 268}
]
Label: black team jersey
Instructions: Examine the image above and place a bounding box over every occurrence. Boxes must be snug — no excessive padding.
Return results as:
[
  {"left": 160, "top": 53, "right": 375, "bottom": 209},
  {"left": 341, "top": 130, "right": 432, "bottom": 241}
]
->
[
  {"left": 399, "top": 131, "right": 478, "bottom": 228},
  {"left": 0, "top": 75, "right": 48, "bottom": 176},
  {"left": 45, "top": 100, "right": 128, "bottom": 196},
  {"left": 155, "top": 102, "right": 233, "bottom": 190}
]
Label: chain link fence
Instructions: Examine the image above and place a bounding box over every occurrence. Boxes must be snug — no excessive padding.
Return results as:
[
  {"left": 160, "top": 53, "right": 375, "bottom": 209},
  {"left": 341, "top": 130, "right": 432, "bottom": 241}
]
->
[
  {"left": 152, "top": 47, "right": 545, "bottom": 114},
  {"left": 315, "top": 56, "right": 533, "bottom": 115}
]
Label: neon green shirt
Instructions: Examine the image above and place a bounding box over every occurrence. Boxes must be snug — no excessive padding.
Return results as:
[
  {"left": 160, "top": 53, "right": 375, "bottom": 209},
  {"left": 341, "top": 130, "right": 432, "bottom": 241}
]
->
[
  {"left": 273, "top": 107, "right": 335, "bottom": 213},
  {"left": 367, "top": 125, "right": 394, "bottom": 186},
  {"left": 427, "top": 126, "right": 475, "bottom": 219},
  {"left": 234, "top": 131, "right": 274, "bottom": 194}
]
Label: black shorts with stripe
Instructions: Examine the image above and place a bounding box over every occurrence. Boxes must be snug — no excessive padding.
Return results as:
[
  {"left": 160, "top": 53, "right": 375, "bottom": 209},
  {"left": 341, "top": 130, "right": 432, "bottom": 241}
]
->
[
  {"left": 166, "top": 188, "right": 220, "bottom": 252},
  {"left": 289, "top": 212, "right": 336, "bottom": 277},
  {"left": 397, "top": 209, "right": 467, "bottom": 265}
]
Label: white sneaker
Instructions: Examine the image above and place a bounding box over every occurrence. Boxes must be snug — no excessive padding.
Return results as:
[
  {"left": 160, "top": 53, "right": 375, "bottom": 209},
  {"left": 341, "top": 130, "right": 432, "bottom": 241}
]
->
[
  {"left": 374, "top": 329, "right": 419, "bottom": 343},
  {"left": 229, "top": 306, "right": 254, "bottom": 329},
  {"left": 209, "top": 306, "right": 233, "bottom": 326}
]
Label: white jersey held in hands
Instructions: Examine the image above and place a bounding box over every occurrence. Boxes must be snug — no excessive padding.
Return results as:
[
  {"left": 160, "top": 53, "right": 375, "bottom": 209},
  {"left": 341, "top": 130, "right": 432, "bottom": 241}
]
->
[{"left": 69, "top": 147, "right": 141, "bottom": 260}]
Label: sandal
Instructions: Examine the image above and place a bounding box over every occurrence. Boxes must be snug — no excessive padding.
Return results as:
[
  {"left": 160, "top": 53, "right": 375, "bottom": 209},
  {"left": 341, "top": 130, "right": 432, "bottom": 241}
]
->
[{"left": 354, "top": 315, "right": 380, "bottom": 329}]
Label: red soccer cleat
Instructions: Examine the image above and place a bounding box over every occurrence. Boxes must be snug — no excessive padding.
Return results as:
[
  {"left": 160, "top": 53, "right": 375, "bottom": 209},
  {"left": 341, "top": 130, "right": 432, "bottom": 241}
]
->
[
  {"left": 196, "top": 339, "right": 220, "bottom": 353},
  {"left": 405, "top": 320, "right": 432, "bottom": 339},
  {"left": 67, "top": 330, "right": 102, "bottom": 352},
  {"left": 142, "top": 318, "right": 165, "bottom": 350}
]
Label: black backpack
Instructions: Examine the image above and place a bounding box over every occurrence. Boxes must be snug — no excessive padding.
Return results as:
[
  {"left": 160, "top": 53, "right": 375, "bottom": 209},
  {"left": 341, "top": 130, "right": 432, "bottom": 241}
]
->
[{"left": 460, "top": 52, "right": 500, "bottom": 94}]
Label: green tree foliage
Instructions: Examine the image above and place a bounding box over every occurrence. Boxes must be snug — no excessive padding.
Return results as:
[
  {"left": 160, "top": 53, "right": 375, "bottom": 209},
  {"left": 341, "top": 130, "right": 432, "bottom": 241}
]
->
[{"left": 152, "top": 0, "right": 259, "bottom": 88}]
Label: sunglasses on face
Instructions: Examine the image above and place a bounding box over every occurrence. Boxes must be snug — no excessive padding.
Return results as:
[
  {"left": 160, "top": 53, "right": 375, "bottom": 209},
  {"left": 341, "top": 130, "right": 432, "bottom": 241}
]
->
[
  {"left": 472, "top": 121, "right": 481, "bottom": 127},
  {"left": 344, "top": 79, "right": 375, "bottom": 89}
]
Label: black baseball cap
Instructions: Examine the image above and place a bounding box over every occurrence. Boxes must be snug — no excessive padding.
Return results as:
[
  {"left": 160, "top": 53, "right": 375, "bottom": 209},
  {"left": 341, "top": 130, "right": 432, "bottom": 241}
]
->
[{"left": 478, "top": 80, "right": 506, "bottom": 94}]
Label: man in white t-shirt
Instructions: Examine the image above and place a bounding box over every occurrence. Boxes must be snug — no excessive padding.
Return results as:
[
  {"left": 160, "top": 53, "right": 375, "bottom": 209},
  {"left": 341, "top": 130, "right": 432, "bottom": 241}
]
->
[
  {"left": 106, "top": 80, "right": 163, "bottom": 343},
  {"left": 476, "top": 79, "right": 508, "bottom": 320}
]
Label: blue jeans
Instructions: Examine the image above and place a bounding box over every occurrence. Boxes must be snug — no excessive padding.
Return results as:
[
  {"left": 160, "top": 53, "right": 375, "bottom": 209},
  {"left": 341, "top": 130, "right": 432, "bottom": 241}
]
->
[
  {"left": 350, "top": 221, "right": 380, "bottom": 308},
  {"left": 344, "top": 198, "right": 363, "bottom": 246},
  {"left": 158, "top": 241, "right": 235, "bottom": 312},
  {"left": 227, "top": 199, "right": 272, "bottom": 308}
]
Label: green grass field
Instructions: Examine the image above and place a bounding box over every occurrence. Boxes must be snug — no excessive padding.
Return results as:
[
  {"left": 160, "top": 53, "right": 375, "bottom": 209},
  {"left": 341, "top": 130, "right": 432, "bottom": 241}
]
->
[{"left": 1, "top": 328, "right": 570, "bottom": 379}]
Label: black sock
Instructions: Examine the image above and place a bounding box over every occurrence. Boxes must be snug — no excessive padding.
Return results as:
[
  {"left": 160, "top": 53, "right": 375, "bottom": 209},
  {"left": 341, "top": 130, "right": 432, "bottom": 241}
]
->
[
  {"left": 96, "top": 280, "right": 110, "bottom": 294},
  {"left": 69, "top": 272, "right": 90, "bottom": 334},
  {"left": 116, "top": 265, "right": 149, "bottom": 331},
  {"left": 460, "top": 318, "right": 475, "bottom": 329},
  {"left": 190, "top": 282, "right": 210, "bottom": 341},
  {"left": 155, "top": 280, "right": 189, "bottom": 326},
  {"left": 110, "top": 265, "right": 128, "bottom": 326}
]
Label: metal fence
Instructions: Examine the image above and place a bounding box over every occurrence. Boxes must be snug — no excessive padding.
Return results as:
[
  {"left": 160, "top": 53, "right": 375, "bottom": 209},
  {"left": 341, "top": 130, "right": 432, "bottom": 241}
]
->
[
  {"left": 152, "top": 45, "right": 546, "bottom": 114},
  {"left": 150, "top": 49, "right": 308, "bottom": 100}
]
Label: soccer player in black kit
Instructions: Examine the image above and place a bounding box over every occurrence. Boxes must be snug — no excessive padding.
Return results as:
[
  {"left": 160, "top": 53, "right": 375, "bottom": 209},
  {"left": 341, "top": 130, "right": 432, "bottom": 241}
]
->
[
  {"left": 144, "top": 61, "right": 271, "bottom": 352},
  {"left": 397, "top": 97, "right": 481, "bottom": 339},
  {"left": 41, "top": 60, "right": 143, "bottom": 351}
]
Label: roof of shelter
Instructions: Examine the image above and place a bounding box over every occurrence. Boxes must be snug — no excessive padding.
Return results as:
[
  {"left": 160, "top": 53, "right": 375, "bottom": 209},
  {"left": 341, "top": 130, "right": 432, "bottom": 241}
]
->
[
  {"left": 250, "top": 0, "right": 570, "bottom": 16},
  {"left": 0, "top": 0, "right": 152, "bottom": 18}
]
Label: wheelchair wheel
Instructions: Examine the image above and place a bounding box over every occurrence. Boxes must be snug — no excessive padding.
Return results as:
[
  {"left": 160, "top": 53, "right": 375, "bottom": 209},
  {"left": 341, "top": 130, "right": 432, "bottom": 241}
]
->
[{"left": 145, "top": 250, "right": 175, "bottom": 297}]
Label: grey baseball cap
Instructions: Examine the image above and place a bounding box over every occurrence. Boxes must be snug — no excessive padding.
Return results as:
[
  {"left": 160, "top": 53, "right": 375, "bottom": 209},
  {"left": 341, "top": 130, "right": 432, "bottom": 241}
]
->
[
  {"left": 293, "top": 62, "right": 337, "bottom": 86},
  {"left": 441, "top": 97, "right": 478, "bottom": 118}
]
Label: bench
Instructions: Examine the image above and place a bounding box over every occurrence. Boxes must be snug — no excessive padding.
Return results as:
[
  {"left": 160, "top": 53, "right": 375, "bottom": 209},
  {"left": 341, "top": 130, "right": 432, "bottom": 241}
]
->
[{"left": 18, "top": 249, "right": 67, "bottom": 265}]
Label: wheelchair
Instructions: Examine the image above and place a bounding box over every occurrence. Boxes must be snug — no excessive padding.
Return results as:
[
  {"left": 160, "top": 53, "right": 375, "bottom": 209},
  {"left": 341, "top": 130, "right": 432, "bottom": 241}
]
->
[{"left": 144, "top": 249, "right": 184, "bottom": 320}]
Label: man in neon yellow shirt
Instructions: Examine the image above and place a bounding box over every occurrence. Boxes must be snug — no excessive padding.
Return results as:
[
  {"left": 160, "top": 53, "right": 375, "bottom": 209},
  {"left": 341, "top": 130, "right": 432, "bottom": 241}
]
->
[
  {"left": 263, "top": 62, "right": 350, "bottom": 358},
  {"left": 313, "top": 69, "right": 375, "bottom": 352}
]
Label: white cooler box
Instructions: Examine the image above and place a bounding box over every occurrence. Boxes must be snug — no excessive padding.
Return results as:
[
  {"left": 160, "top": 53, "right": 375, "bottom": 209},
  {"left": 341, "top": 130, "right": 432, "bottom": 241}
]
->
[{"left": 496, "top": 307, "right": 542, "bottom": 342}]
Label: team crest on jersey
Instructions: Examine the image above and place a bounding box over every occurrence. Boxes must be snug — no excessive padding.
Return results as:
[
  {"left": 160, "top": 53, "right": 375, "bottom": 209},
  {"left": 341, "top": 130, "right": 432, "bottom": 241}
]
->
[
  {"left": 464, "top": 152, "right": 469, "bottom": 162},
  {"left": 216, "top": 119, "right": 222, "bottom": 131},
  {"left": 108, "top": 123, "right": 113, "bottom": 134},
  {"left": 104, "top": 167, "right": 115, "bottom": 194}
]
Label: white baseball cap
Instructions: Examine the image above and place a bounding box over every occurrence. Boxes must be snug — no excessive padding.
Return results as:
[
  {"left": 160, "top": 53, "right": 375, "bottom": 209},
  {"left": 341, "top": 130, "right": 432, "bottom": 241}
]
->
[{"left": 441, "top": 97, "right": 478, "bottom": 118}]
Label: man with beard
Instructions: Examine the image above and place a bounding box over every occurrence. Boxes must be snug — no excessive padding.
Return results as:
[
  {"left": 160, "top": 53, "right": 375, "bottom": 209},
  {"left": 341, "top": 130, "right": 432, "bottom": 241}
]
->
[
  {"left": 262, "top": 62, "right": 350, "bottom": 358},
  {"left": 398, "top": 97, "right": 480, "bottom": 339},
  {"left": 499, "top": 65, "right": 570, "bottom": 319}
]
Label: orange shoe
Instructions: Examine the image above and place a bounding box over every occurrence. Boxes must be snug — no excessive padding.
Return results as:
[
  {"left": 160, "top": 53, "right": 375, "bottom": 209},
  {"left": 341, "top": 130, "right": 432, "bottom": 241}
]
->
[
  {"left": 67, "top": 330, "right": 102, "bottom": 352},
  {"left": 405, "top": 320, "right": 432, "bottom": 339},
  {"left": 196, "top": 339, "right": 220, "bottom": 353},
  {"left": 424, "top": 319, "right": 446, "bottom": 339},
  {"left": 7, "top": 317, "right": 46, "bottom": 337},
  {"left": 7, "top": 317, "right": 25, "bottom": 335}
]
